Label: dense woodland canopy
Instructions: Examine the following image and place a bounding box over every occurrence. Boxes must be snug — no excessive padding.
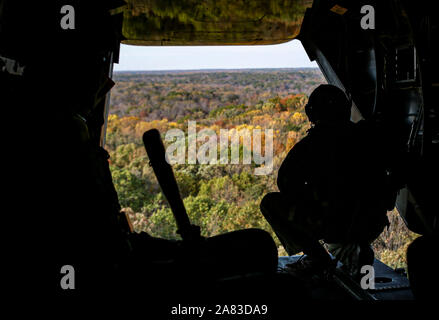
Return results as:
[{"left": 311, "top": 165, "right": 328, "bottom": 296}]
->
[
  {"left": 107, "top": 68, "right": 418, "bottom": 268},
  {"left": 109, "top": 68, "right": 322, "bottom": 122}
]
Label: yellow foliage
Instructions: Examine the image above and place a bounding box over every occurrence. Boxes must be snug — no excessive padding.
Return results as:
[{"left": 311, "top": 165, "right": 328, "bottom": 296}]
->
[{"left": 292, "top": 112, "right": 306, "bottom": 123}]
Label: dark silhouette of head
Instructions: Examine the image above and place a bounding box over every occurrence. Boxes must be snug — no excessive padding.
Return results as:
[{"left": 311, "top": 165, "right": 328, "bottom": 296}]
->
[{"left": 305, "top": 84, "right": 351, "bottom": 124}]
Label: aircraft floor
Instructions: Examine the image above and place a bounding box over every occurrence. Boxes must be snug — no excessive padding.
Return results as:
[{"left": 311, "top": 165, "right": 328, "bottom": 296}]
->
[{"left": 278, "top": 256, "right": 414, "bottom": 300}]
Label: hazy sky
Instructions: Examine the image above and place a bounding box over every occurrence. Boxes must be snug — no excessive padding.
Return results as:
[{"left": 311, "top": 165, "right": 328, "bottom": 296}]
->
[{"left": 114, "top": 39, "right": 317, "bottom": 71}]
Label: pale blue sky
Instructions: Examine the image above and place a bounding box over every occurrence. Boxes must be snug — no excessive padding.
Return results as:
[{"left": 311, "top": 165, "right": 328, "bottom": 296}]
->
[{"left": 114, "top": 39, "right": 317, "bottom": 71}]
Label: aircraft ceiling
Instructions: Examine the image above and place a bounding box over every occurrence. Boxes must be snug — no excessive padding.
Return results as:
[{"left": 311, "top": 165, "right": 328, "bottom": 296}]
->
[{"left": 119, "top": 0, "right": 313, "bottom": 46}]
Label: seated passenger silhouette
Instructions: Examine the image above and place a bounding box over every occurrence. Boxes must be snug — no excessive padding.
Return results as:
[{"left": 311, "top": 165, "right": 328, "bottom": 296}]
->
[{"left": 260, "top": 84, "right": 390, "bottom": 278}]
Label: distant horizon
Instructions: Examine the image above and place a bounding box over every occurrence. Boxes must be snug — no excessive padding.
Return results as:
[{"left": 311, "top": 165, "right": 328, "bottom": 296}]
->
[
  {"left": 114, "top": 41, "right": 318, "bottom": 71},
  {"left": 113, "top": 67, "right": 320, "bottom": 73}
]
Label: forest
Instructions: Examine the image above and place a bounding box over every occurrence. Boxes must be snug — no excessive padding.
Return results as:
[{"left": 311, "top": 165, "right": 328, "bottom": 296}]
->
[{"left": 107, "top": 68, "right": 418, "bottom": 269}]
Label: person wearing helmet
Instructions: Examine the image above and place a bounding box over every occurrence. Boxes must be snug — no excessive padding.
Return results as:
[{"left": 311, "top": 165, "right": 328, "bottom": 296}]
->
[{"left": 260, "top": 84, "right": 390, "bottom": 279}]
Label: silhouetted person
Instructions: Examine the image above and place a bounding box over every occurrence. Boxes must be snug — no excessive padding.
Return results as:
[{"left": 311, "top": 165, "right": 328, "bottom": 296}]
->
[{"left": 260, "top": 84, "right": 390, "bottom": 278}]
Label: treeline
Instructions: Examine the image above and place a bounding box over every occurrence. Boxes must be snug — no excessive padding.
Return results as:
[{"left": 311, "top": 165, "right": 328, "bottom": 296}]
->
[{"left": 110, "top": 68, "right": 324, "bottom": 122}]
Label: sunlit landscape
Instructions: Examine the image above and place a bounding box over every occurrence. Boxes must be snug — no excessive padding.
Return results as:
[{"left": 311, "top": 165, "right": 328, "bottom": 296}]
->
[{"left": 107, "top": 68, "right": 418, "bottom": 268}]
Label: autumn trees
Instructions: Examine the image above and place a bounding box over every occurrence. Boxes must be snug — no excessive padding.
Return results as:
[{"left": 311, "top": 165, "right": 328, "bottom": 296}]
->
[
  {"left": 106, "top": 69, "right": 416, "bottom": 268},
  {"left": 107, "top": 70, "right": 317, "bottom": 250}
]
